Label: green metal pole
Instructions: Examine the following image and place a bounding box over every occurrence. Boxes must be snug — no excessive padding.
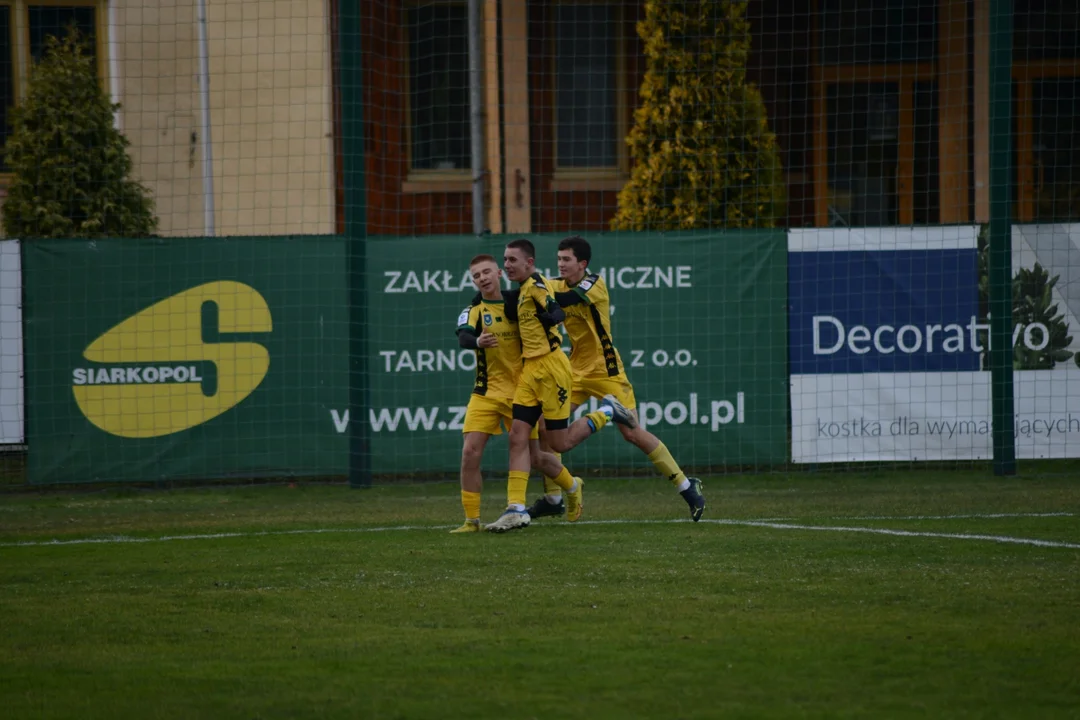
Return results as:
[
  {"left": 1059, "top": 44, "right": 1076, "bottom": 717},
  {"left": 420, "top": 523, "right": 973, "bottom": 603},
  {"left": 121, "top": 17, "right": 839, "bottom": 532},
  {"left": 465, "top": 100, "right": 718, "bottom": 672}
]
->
[
  {"left": 988, "top": 0, "right": 1016, "bottom": 475},
  {"left": 340, "top": 0, "right": 371, "bottom": 487}
]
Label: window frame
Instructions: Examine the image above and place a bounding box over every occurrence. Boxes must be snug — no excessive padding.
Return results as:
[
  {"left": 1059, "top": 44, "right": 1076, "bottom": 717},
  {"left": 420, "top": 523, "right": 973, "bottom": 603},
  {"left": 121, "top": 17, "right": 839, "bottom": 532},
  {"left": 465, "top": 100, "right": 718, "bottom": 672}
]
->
[
  {"left": 810, "top": 0, "right": 944, "bottom": 226},
  {"left": 549, "top": 0, "right": 629, "bottom": 187},
  {"left": 1012, "top": 60, "right": 1080, "bottom": 222},
  {"left": 400, "top": 0, "right": 475, "bottom": 191},
  {"left": 809, "top": 0, "right": 980, "bottom": 227},
  {"left": 812, "top": 64, "right": 936, "bottom": 227}
]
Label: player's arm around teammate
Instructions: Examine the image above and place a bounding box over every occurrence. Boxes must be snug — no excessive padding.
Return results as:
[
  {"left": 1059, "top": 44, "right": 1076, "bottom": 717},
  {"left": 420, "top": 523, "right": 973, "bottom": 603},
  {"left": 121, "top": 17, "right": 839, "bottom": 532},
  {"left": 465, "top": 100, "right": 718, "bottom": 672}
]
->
[
  {"left": 484, "top": 239, "right": 637, "bottom": 534},
  {"left": 499, "top": 289, "right": 580, "bottom": 521},
  {"left": 451, "top": 255, "right": 585, "bottom": 533},
  {"left": 530, "top": 236, "right": 706, "bottom": 522}
]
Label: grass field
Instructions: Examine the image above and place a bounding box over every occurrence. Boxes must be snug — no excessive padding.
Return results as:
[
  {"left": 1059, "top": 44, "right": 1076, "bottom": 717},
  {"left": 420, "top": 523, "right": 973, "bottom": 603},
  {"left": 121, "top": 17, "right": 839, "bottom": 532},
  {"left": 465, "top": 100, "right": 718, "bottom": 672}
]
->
[{"left": 2, "top": 470, "right": 1079, "bottom": 719}]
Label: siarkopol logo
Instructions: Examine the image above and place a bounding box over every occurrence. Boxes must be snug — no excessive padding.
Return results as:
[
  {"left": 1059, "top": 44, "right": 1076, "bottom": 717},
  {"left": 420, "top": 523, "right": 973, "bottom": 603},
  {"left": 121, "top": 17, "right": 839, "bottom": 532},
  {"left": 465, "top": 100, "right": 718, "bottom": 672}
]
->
[{"left": 71, "top": 281, "right": 272, "bottom": 438}]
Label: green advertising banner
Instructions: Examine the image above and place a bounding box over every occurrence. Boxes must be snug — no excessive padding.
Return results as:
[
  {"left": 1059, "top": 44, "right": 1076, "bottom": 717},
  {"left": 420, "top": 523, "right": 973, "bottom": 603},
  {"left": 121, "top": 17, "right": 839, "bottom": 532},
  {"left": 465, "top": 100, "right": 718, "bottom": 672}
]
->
[
  {"left": 24, "top": 231, "right": 787, "bottom": 483},
  {"left": 23, "top": 236, "right": 347, "bottom": 483},
  {"left": 359, "top": 231, "right": 789, "bottom": 474}
]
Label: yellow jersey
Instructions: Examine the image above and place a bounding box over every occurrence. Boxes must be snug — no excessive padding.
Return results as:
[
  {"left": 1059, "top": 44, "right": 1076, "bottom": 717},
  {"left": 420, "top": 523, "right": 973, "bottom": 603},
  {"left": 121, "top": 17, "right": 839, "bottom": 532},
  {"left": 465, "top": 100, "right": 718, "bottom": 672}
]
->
[
  {"left": 515, "top": 273, "right": 563, "bottom": 359},
  {"left": 550, "top": 273, "right": 624, "bottom": 378},
  {"left": 456, "top": 297, "right": 522, "bottom": 399}
]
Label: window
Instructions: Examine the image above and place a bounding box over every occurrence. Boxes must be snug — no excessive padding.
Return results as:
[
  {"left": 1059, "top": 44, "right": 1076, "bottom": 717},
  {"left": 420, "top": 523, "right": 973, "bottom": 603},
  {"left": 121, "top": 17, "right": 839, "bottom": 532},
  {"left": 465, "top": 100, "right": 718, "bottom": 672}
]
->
[
  {"left": 406, "top": 3, "right": 470, "bottom": 172},
  {"left": 1016, "top": 76, "right": 1080, "bottom": 221},
  {"left": 1014, "top": 0, "right": 1080, "bottom": 62},
  {"left": 912, "top": 80, "right": 939, "bottom": 224},
  {"left": 554, "top": 4, "right": 619, "bottom": 170},
  {"left": 0, "top": 2, "right": 104, "bottom": 175},
  {"left": 827, "top": 83, "right": 900, "bottom": 226},
  {"left": 818, "top": 0, "right": 936, "bottom": 66},
  {"left": 812, "top": 0, "right": 943, "bottom": 226},
  {"left": 29, "top": 4, "right": 97, "bottom": 62},
  {"left": 1012, "top": 3, "right": 1080, "bottom": 221},
  {"left": 1032, "top": 78, "right": 1080, "bottom": 220},
  {"left": 818, "top": 70, "right": 939, "bottom": 227}
]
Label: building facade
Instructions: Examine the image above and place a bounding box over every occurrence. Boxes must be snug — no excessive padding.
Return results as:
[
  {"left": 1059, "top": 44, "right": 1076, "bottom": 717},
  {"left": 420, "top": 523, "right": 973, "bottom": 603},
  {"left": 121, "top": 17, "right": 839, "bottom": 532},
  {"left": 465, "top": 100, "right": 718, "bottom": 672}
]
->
[
  {"left": 356, "top": 0, "right": 1080, "bottom": 235},
  {"left": 0, "top": 0, "right": 336, "bottom": 237},
  {"left": 0, "top": 0, "right": 1075, "bottom": 237}
]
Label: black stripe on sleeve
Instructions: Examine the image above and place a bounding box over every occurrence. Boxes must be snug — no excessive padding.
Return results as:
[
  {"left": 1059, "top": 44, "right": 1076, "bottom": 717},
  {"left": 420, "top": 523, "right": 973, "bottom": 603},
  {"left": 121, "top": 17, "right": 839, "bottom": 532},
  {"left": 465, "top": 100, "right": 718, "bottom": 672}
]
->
[{"left": 589, "top": 305, "right": 620, "bottom": 377}]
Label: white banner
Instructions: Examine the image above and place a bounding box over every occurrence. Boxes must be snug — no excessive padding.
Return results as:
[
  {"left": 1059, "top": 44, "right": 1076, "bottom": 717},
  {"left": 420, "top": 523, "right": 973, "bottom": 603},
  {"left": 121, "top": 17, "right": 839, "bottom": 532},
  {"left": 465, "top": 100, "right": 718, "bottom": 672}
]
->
[
  {"left": 1, "top": 239, "right": 23, "bottom": 444},
  {"left": 792, "top": 370, "right": 1080, "bottom": 462},
  {"left": 789, "top": 225, "right": 1080, "bottom": 463}
]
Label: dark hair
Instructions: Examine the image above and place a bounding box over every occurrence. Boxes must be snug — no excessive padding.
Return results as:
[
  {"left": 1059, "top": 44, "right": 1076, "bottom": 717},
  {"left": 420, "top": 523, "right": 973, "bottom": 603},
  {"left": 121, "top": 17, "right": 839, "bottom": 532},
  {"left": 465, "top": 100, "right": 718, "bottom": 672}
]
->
[
  {"left": 557, "top": 235, "right": 591, "bottom": 264},
  {"left": 469, "top": 253, "right": 497, "bottom": 266},
  {"left": 506, "top": 238, "right": 536, "bottom": 259}
]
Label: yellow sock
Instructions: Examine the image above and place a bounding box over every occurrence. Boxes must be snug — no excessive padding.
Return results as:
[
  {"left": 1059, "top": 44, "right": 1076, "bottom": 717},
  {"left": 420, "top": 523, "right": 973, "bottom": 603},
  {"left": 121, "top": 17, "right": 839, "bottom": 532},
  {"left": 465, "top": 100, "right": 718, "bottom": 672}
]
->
[
  {"left": 647, "top": 442, "right": 687, "bottom": 486},
  {"left": 550, "top": 467, "right": 576, "bottom": 492},
  {"left": 586, "top": 410, "right": 610, "bottom": 432},
  {"left": 461, "top": 490, "right": 481, "bottom": 521},
  {"left": 508, "top": 470, "right": 529, "bottom": 507},
  {"left": 543, "top": 452, "right": 563, "bottom": 496}
]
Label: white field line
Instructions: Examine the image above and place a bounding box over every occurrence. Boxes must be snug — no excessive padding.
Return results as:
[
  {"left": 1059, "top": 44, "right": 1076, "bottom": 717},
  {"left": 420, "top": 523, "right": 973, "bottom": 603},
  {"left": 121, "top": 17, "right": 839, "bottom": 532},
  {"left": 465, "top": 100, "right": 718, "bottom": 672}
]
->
[
  {"left": 0, "top": 525, "right": 437, "bottom": 548},
  {"left": 757, "top": 512, "right": 1075, "bottom": 522},
  {"left": 702, "top": 519, "right": 1080, "bottom": 550},
  {"left": 1, "top": 513, "right": 1078, "bottom": 550}
]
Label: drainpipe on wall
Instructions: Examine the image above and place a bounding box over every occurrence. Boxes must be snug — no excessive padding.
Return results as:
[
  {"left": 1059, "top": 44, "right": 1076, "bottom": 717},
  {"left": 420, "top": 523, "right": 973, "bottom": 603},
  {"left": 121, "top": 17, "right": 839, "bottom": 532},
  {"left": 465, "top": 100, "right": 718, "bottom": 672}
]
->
[
  {"left": 196, "top": 0, "right": 216, "bottom": 236},
  {"left": 467, "top": 0, "right": 485, "bottom": 235},
  {"left": 108, "top": 0, "right": 121, "bottom": 131}
]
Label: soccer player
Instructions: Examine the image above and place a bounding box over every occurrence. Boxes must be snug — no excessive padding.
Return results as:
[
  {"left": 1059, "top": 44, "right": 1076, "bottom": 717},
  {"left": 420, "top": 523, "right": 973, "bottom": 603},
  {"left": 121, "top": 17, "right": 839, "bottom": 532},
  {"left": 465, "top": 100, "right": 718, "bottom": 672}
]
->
[
  {"left": 451, "top": 254, "right": 586, "bottom": 533},
  {"left": 529, "top": 235, "right": 707, "bottom": 522},
  {"left": 483, "top": 239, "right": 636, "bottom": 533}
]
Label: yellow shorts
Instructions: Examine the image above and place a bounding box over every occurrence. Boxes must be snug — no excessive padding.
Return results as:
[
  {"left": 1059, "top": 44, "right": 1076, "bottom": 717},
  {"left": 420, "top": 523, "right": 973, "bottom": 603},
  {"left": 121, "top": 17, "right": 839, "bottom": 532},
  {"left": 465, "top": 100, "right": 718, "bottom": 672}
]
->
[
  {"left": 462, "top": 394, "right": 539, "bottom": 438},
  {"left": 513, "top": 351, "right": 574, "bottom": 425},
  {"left": 571, "top": 373, "right": 637, "bottom": 410}
]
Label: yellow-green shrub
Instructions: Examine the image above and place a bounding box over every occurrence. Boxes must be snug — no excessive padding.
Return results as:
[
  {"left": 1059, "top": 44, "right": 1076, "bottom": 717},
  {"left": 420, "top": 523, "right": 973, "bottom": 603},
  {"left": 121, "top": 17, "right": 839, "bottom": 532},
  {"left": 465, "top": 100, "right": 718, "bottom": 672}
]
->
[
  {"left": 3, "top": 31, "right": 157, "bottom": 238},
  {"left": 612, "top": 0, "right": 784, "bottom": 230}
]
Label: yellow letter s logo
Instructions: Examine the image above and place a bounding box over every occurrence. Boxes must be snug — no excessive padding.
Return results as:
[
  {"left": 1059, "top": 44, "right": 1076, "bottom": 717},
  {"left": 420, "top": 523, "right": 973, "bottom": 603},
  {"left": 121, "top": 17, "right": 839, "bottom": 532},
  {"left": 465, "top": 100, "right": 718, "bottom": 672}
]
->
[{"left": 72, "top": 281, "right": 272, "bottom": 438}]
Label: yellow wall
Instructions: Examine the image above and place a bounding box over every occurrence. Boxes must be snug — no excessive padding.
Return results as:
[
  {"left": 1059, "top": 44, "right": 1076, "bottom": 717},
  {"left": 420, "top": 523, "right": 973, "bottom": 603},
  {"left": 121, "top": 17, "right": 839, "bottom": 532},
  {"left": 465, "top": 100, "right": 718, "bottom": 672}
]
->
[{"left": 117, "top": 0, "right": 334, "bottom": 236}]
